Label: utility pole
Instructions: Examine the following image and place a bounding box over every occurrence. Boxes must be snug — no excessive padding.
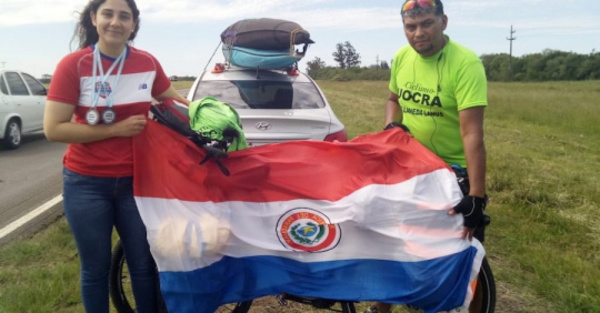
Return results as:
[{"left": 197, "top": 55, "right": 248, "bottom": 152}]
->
[{"left": 507, "top": 25, "right": 516, "bottom": 81}]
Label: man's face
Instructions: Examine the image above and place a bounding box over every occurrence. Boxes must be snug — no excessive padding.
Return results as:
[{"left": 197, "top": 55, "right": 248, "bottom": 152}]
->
[{"left": 403, "top": 12, "right": 448, "bottom": 57}]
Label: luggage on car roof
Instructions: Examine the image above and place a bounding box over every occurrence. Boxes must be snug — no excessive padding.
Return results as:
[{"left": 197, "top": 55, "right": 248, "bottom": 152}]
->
[
  {"left": 221, "top": 45, "right": 302, "bottom": 70},
  {"left": 221, "top": 18, "right": 314, "bottom": 50},
  {"left": 220, "top": 18, "right": 314, "bottom": 70}
]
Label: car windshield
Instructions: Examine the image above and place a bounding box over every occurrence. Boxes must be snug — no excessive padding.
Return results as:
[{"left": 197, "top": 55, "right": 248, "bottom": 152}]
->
[{"left": 193, "top": 80, "right": 326, "bottom": 109}]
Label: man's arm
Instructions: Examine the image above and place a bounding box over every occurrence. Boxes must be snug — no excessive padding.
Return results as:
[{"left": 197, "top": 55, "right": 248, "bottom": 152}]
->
[
  {"left": 459, "top": 106, "right": 486, "bottom": 198},
  {"left": 385, "top": 91, "right": 402, "bottom": 126},
  {"left": 449, "top": 106, "right": 487, "bottom": 240}
]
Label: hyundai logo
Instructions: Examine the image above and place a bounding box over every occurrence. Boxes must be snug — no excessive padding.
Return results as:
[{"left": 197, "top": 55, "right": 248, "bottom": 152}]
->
[{"left": 255, "top": 121, "right": 272, "bottom": 131}]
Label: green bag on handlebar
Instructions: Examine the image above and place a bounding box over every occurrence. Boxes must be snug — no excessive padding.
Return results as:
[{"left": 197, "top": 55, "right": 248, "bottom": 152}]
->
[{"left": 188, "top": 96, "right": 248, "bottom": 152}]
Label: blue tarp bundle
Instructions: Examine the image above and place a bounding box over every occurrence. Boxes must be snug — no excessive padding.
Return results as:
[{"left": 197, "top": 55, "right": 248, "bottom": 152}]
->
[{"left": 222, "top": 44, "right": 302, "bottom": 70}]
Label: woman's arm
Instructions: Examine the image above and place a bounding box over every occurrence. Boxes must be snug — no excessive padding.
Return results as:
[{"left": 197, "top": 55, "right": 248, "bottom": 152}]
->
[
  {"left": 43, "top": 100, "right": 148, "bottom": 143},
  {"left": 155, "top": 85, "right": 191, "bottom": 105}
]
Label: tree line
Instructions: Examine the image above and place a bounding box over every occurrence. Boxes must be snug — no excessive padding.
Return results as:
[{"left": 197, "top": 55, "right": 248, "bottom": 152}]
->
[
  {"left": 37, "top": 43, "right": 598, "bottom": 83},
  {"left": 306, "top": 42, "right": 600, "bottom": 82},
  {"left": 482, "top": 49, "right": 600, "bottom": 81}
]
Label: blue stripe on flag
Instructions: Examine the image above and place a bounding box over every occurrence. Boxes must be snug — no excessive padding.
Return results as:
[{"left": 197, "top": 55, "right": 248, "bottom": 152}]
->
[{"left": 158, "top": 246, "right": 477, "bottom": 313}]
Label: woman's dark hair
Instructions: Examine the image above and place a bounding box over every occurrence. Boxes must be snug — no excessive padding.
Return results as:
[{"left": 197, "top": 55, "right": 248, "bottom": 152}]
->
[{"left": 72, "top": 0, "right": 141, "bottom": 50}]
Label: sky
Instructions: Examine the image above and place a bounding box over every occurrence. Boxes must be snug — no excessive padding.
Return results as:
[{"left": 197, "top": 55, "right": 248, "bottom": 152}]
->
[{"left": 1, "top": 0, "right": 599, "bottom": 79}]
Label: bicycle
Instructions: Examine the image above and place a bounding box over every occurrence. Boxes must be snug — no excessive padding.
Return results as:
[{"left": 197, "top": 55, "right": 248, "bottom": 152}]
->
[{"left": 109, "top": 101, "right": 496, "bottom": 313}]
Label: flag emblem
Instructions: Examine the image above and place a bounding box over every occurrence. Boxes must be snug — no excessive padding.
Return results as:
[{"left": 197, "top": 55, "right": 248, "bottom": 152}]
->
[{"left": 277, "top": 208, "right": 341, "bottom": 252}]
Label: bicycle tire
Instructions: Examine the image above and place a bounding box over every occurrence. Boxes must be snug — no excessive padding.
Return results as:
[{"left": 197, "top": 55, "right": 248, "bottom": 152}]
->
[
  {"left": 109, "top": 240, "right": 136, "bottom": 313},
  {"left": 477, "top": 257, "right": 496, "bottom": 313}
]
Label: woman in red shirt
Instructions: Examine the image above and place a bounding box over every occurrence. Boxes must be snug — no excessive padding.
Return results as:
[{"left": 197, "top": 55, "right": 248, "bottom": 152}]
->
[{"left": 43, "top": 0, "right": 189, "bottom": 312}]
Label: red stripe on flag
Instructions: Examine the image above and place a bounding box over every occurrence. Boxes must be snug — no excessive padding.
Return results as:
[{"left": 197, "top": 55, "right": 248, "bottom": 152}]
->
[{"left": 133, "top": 120, "right": 450, "bottom": 203}]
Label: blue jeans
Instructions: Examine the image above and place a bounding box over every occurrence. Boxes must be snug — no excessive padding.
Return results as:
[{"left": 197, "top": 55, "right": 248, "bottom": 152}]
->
[{"left": 63, "top": 168, "right": 158, "bottom": 313}]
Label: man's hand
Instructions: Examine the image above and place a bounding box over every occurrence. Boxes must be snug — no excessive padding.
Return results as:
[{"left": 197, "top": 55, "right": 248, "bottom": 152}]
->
[
  {"left": 384, "top": 122, "right": 410, "bottom": 133},
  {"left": 449, "top": 195, "right": 487, "bottom": 240}
]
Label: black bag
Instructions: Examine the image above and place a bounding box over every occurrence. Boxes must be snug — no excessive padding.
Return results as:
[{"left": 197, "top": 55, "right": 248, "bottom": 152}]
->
[
  {"left": 150, "top": 99, "right": 194, "bottom": 137},
  {"left": 220, "top": 18, "right": 314, "bottom": 51}
]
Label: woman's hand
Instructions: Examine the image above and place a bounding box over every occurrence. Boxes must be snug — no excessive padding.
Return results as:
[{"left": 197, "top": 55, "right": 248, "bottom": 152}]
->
[{"left": 113, "top": 115, "right": 147, "bottom": 137}]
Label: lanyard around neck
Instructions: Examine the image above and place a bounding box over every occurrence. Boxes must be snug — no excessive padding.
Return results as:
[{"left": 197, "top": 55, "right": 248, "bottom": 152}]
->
[{"left": 91, "top": 45, "right": 127, "bottom": 109}]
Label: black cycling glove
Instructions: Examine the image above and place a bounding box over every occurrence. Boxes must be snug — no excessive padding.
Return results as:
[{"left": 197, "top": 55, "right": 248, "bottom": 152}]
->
[
  {"left": 453, "top": 195, "right": 487, "bottom": 228},
  {"left": 384, "top": 122, "right": 410, "bottom": 133}
]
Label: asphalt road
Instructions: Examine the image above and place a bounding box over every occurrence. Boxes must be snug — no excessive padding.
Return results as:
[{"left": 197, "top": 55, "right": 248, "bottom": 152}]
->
[
  {"left": 0, "top": 132, "right": 66, "bottom": 245},
  {"left": 0, "top": 90, "right": 190, "bottom": 246}
]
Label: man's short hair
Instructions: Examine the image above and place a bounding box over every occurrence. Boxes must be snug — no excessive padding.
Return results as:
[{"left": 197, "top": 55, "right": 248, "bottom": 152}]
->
[{"left": 401, "top": 0, "right": 444, "bottom": 19}]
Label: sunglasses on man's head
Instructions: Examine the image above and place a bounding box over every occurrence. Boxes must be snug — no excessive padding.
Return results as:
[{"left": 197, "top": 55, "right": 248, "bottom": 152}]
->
[{"left": 401, "top": 0, "right": 436, "bottom": 14}]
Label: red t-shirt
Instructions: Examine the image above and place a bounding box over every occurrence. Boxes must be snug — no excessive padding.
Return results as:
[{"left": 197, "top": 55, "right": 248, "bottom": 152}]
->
[{"left": 47, "top": 45, "right": 171, "bottom": 177}]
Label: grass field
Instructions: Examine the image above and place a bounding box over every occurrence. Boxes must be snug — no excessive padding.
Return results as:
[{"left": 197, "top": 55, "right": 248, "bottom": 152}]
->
[{"left": 1, "top": 80, "right": 598, "bottom": 313}]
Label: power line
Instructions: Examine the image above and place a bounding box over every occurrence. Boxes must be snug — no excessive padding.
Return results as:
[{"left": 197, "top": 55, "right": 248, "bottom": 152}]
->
[{"left": 507, "top": 25, "right": 516, "bottom": 81}]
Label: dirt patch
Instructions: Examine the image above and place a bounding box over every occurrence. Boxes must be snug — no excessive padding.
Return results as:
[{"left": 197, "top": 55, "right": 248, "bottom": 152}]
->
[
  {"left": 216, "top": 282, "right": 554, "bottom": 313},
  {"left": 494, "top": 280, "right": 555, "bottom": 313}
]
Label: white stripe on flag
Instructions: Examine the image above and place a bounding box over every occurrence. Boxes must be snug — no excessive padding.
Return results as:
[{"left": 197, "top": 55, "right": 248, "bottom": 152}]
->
[{"left": 137, "top": 168, "right": 472, "bottom": 273}]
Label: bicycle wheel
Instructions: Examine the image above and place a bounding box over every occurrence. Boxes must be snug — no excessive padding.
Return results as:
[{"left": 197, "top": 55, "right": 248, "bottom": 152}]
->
[
  {"left": 109, "top": 240, "right": 168, "bottom": 313},
  {"left": 109, "top": 240, "right": 136, "bottom": 313},
  {"left": 476, "top": 257, "right": 496, "bottom": 313}
]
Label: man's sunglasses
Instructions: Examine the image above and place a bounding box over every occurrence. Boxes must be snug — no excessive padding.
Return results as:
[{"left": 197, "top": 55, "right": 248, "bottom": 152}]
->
[{"left": 401, "top": 0, "right": 436, "bottom": 14}]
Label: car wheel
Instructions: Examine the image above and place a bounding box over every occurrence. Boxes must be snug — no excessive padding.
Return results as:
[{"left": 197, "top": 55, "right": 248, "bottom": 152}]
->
[{"left": 3, "top": 119, "right": 21, "bottom": 150}]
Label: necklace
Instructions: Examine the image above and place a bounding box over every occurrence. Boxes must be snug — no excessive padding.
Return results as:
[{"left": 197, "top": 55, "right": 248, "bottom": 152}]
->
[{"left": 86, "top": 45, "right": 127, "bottom": 125}]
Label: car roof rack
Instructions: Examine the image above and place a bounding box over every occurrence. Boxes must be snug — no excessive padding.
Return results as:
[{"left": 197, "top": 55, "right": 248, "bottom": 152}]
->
[{"left": 210, "top": 62, "right": 299, "bottom": 77}]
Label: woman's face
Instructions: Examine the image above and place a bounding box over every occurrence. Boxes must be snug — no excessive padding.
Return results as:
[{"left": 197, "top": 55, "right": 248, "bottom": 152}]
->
[{"left": 90, "top": 0, "right": 137, "bottom": 50}]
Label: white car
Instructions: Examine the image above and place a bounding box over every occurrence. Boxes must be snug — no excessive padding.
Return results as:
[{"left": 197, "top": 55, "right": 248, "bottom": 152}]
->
[
  {"left": 187, "top": 65, "right": 347, "bottom": 147},
  {"left": 0, "top": 70, "right": 47, "bottom": 149}
]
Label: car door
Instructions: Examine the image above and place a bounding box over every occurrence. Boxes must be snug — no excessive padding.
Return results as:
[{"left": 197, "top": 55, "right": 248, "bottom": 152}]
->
[
  {"left": 20, "top": 72, "right": 47, "bottom": 130},
  {"left": 3, "top": 71, "right": 38, "bottom": 132}
]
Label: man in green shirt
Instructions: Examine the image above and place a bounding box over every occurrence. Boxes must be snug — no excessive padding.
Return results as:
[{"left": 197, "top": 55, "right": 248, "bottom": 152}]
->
[{"left": 367, "top": 0, "right": 489, "bottom": 312}]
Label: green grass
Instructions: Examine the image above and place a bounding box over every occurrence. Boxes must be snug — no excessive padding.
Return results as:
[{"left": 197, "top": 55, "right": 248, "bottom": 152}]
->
[
  {"left": 484, "top": 81, "right": 600, "bottom": 313},
  {"left": 170, "top": 80, "right": 194, "bottom": 91},
  {"left": 1, "top": 80, "right": 599, "bottom": 312},
  {"left": 0, "top": 220, "right": 82, "bottom": 312},
  {"left": 323, "top": 80, "right": 600, "bottom": 313}
]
